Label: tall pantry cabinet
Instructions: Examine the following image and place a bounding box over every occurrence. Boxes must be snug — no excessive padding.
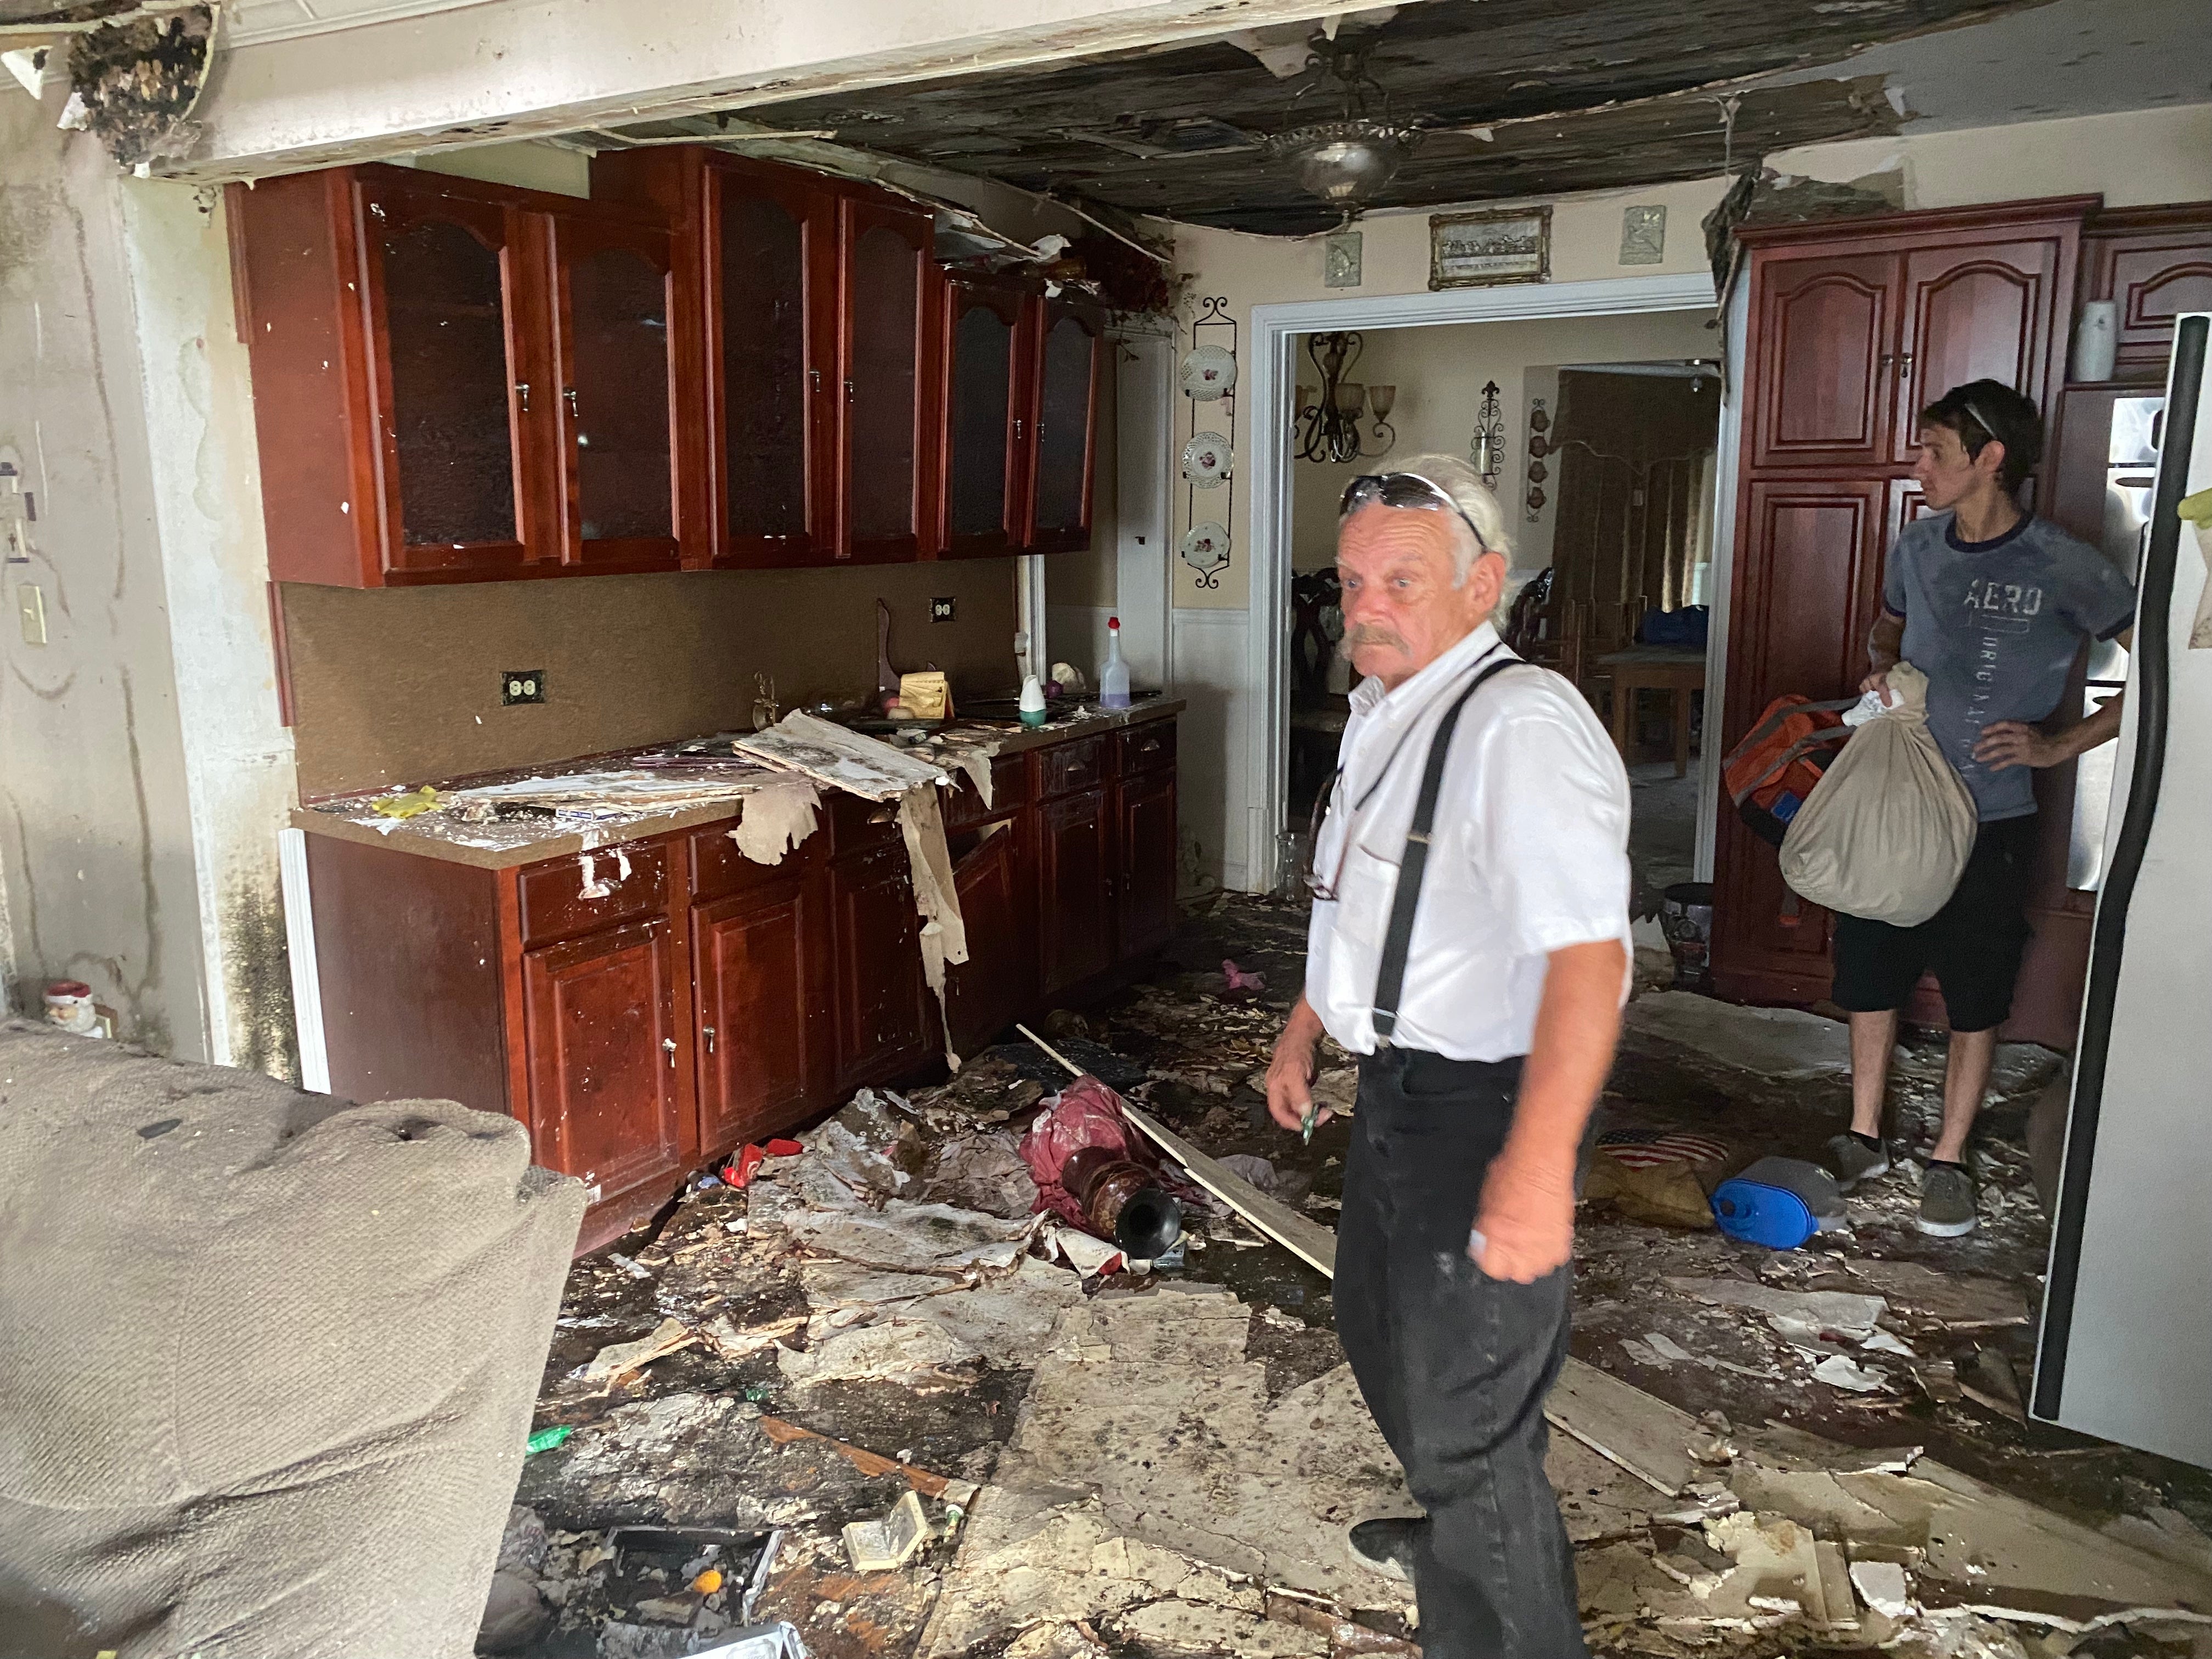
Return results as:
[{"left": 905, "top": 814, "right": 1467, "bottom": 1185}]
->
[{"left": 1712, "top": 198, "right": 2095, "bottom": 1019}]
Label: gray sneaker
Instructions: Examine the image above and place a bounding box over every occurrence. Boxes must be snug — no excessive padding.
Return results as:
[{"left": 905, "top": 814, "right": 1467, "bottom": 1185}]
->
[
  {"left": 1824, "top": 1133, "right": 1892, "bottom": 1191},
  {"left": 1917, "top": 1163, "right": 1978, "bottom": 1237}
]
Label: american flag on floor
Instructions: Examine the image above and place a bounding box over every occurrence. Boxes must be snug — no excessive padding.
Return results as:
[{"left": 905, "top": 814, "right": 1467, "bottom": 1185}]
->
[{"left": 1595, "top": 1129, "right": 1730, "bottom": 1170}]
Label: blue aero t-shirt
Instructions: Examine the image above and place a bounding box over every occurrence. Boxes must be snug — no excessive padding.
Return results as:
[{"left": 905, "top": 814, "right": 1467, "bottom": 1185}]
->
[{"left": 1882, "top": 512, "right": 2137, "bottom": 823}]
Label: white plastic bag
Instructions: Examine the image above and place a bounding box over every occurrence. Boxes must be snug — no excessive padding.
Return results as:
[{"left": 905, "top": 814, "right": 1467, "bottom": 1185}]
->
[{"left": 1779, "top": 660, "right": 1977, "bottom": 927}]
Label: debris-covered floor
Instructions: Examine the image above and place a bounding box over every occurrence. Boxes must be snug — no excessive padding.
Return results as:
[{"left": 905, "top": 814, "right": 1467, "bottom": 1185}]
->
[{"left": 495, "top": 894, "right": 2212, "bottom": 1659}]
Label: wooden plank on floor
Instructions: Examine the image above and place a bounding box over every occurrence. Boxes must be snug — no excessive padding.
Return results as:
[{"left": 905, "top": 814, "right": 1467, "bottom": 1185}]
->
[
  {"left": 1122, "top": 1097, "right": 1699, "bottom": 1497},
  {"left": 1120, "top": 1100, "right": 1336, "bottom": 1277}
]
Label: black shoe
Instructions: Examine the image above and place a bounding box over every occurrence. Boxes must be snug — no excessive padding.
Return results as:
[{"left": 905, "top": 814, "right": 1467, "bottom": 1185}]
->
[{"left": 1348, "top": 1515, "right": 1424, "bottom": 1582}]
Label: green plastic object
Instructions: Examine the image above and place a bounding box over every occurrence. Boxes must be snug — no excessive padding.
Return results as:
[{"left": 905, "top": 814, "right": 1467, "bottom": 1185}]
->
[{"left": 526, "top": 1424, "right": 574, "bottom": 1456}]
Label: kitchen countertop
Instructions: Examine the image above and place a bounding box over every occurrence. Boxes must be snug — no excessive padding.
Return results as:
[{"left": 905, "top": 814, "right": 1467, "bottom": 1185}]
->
[{"left": 291, "top": 697, "right": 1184, "bottom": 871}]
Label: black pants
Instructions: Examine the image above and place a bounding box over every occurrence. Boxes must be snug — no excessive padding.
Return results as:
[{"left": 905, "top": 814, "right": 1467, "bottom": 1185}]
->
[
  {"left": 1831, "top": 813, "right": 2037, "bottom": 1032},
  {"left": 1337, "top": 1048, "right": 1585, "bottom": 1659}
]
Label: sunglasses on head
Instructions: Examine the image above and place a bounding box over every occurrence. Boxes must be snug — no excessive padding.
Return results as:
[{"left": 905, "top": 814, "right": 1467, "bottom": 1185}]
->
[{"left": 1339, "top": 471, "right": 1489, "bottom": 552}]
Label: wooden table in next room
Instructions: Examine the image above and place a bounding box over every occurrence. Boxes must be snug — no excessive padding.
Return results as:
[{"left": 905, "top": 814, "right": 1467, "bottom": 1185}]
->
[{"left": 1596, "top": 645, "right": 1706, "bottom": 777}]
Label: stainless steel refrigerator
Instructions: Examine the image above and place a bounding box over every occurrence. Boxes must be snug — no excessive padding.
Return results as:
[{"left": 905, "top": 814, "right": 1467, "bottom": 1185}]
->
[{"left": 2033, "top": 311, "right": 2212, "bottom": 1467}]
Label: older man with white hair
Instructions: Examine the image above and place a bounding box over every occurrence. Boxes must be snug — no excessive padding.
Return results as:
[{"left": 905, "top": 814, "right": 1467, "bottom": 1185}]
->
[{"left": 1266, "top": 455, "right": 1630, "bottom": 1658}]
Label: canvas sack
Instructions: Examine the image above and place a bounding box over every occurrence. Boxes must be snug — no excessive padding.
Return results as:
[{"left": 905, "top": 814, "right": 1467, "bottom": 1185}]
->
[{"left": 1778, "top": 660, "right": 1977, "bottom": 927}]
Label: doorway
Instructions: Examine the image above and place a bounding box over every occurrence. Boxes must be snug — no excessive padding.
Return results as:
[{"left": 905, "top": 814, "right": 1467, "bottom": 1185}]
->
[{"left": 1259, "top": 280, "right": 1729, "bottom": 916}]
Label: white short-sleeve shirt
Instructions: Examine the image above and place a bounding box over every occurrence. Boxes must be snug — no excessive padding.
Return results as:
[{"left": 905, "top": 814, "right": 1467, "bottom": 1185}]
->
[{"left": 1305, "top": 622, "right": 1633, "bottom": 1061}]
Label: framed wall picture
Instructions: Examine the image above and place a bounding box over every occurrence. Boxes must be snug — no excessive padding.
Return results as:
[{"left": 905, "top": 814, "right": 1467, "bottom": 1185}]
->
[{"left": 1429, "top": 206, "right": 1552, "bottom": 290}]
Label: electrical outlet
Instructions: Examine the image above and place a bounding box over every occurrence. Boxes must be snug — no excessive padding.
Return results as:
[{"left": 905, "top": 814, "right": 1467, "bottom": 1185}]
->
[
  {"left": 501, "top": 669, "right": 546, "bottom": 706},
  {"left": 931, "top": 596, "right": 957, "bottom": 623}
]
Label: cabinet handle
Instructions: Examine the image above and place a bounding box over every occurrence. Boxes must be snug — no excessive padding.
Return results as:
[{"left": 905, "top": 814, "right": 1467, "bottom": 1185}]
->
[
  {"left": 845, "top": 378, "right": 856, "bottom": 403},
  {"left": 703, "top": 1025, "right": 715, "bottom": 1054},
  {"left": 563, "top": 386, "right": 579, "bottom": 419},
  {"left": 1013, "top": 417, "right": 1025, "bottom": 440},
  {"left": 1897, "top": 352, "right": 1913, "bottom": 380},
  {"left": 663, "top": 1037, "right": 677, "bottom": 1068},
  {"left": 515, "top": 381, "right": 531, "bottom": 412},
  {"left": 810, "top": 369, "right": 821, "bottom": 392}
]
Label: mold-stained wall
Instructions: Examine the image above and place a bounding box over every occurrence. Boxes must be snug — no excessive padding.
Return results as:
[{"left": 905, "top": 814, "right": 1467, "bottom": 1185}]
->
[
  {"left": 0, "top": 84, "right": 298, "bottom": 1071},
  {"left": 0, "top": 88, "right": 215, "bottom": 1057}
]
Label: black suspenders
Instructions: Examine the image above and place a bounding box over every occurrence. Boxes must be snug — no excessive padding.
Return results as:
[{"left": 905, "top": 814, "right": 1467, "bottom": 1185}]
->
[{"left": 1368, "top": 657, "right": 1527, "bottom": 1048}]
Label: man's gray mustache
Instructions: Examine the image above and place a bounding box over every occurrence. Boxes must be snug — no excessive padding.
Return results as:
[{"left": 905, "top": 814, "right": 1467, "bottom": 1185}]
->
[{"left": 1340, "top": 624, "right": 1407, "bottom": 658}]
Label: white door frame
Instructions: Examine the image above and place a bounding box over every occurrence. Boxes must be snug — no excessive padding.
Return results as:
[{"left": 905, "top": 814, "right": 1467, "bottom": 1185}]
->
[{"left": 1245, "top": 271, "right": 1724, "bottom": 893}]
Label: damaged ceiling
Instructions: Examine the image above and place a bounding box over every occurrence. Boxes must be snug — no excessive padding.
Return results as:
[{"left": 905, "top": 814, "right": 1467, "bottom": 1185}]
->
[{"left": 619, "top": 0, "right": 2182, "bottom": 234}]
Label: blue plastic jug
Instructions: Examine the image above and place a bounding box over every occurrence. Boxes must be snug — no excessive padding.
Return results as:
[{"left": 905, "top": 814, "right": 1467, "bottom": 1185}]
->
[{"left": 1711, "top": 1156, "right": 1846, "bottom": 1250}]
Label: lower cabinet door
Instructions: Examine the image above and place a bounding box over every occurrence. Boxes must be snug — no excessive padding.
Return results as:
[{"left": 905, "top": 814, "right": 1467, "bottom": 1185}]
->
[
  {"left": 522, "top": 917, "right": 683, "bottom": 1203},
  {"left": 1115, "top": 769, "right": 1179, "bottom": 960},
  {"left": 692, "top": 873, "right": 825, "bottom": 1152},
  {"left": 943, "top": 823, "right": 1024, "bottom": 1056},
  {"left": 831, "top": 842, "right": 932, "bottom": 1089},
  {"left": 1038, "top": 788, "right": 1113, "bottom": 994}
]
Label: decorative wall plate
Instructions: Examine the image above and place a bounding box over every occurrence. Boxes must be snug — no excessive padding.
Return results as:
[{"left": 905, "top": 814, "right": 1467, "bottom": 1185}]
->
[
  {"left": 1181, "top": 431, "right": 1233, "bottom": 487},
  {"left": 1179, "top": 344, "right": 1238, "bottom": 399},
  {"left": 1180, "top": 520, "right": 1231, "bottom": 567}
]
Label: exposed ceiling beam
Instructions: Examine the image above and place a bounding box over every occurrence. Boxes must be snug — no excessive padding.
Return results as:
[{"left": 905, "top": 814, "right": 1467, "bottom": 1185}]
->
[{"left": 163, "top": 0, "right": 1399, "bottom": 182}]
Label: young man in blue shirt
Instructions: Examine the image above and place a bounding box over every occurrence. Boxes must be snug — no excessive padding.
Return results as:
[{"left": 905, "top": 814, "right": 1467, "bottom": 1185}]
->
[{"left": 1826, "top": 379, "right": 2137, "bottom": 1237}]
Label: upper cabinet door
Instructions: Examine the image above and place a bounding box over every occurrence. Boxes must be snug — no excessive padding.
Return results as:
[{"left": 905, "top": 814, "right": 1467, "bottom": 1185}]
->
[
  {"left": 1747, "top": 250, "right": 1898, "bottom": 472},
  {"left": 1025, "top": 298, "right": 1105, "bottom": 552},
  {"left": 707, "top": 162, "right": 838, "bottom": 568},
  {"left": 547, "top": 215, "right": 681, "bottom": 573},
  {"left": 357, "top": 178, "right": 542, "bottom": 578},
  {"left": 936, "top": 271, "right": 1035, "bottom": 559},
  {"left": 1892, "top": 236, "right": 2066, "bottom": 461},
  {"left": 837, "top": 197, "right": 936, "bottom": 564}
]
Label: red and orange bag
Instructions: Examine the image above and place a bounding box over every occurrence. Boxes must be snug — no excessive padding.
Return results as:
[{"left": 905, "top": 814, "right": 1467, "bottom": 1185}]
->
[{"left": 1723, "top": 694, "right": 1858, "bottom": 849}]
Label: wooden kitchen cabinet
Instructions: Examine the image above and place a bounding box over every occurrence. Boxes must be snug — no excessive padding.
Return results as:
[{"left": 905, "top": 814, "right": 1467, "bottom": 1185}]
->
[
  {"left": 230, "top": 164, "right": 686, "bottom": 588},
  {"left": 936, "top": 269, "right": 1037, "bottom": 559},
  {"left": 838, "top": 195, "right": 938, "bottom": 564},
  {"left": 1889, "top": 234, "right": 2070, "bottom": 461},
  {"left": 522, "top": 917, "right": 685, "bottom": 1207},
  {"left": 1747, "top": 251, "right": 1898, "bottom": 472},
  {"left": 1036, "top": 787, "right": 1114, "bottom": 995},
  {"left": 943, "top": 825, "right": 1028, "bottom": 1056},
  {"left": 690, "top": 855, "right": 832, "bottom": 1150},
  {"left": 830, "top": 838, "right": 935, "bottom": 1089},
  {"left": 545, "top": 211, "right": 682, "bottom": 572},
  {"left": 1113, "top": 725, "right": 1179, "bottom": 960},
  {"left": 1025, "top": 296, "right": 1107, "bottom": 553},
  {"left": 301, "top": 713, "right": 1180, "bottom": 1250},
  {"left": 2080, "top": 204, "right": 2212, "bottom": 382}
]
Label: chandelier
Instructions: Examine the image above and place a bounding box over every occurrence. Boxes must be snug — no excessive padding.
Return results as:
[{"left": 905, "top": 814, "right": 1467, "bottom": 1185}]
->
[
  {"left": 1295, "top": 332, "right": 1395, "bottom": 464},
  {"left": 1267, "top": 28, "right": 1423, "bottom": 223}
]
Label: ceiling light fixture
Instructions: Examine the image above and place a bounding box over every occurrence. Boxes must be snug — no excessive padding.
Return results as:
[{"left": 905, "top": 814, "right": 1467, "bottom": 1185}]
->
[
  {"left": 1295, "top": 331, "right": 1395, "bottom": 465},
  {"left": 1267, "top": 27, "right": 1423, "bottom": 224}
]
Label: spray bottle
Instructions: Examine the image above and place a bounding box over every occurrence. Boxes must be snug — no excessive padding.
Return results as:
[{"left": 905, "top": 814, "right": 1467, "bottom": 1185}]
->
[{"left": 1098, "top": 616, "right": 1132, "bottom": 710}]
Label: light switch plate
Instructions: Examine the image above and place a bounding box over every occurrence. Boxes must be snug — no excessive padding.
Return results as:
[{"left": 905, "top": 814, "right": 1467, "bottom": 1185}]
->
[{"left": 17, "top": 582, "right": 46, "bottom": 646}]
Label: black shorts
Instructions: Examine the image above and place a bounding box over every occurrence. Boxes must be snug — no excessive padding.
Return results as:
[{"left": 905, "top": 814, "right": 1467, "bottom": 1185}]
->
[{"left": 1830, "top": 814, "right": 2037, "bottom": 1033}]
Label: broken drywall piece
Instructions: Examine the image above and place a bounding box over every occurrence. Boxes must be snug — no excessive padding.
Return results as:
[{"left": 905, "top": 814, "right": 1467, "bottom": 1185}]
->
[
  {"left": 1623, "top": 991, "right": 1871, "bottom": 1081},
  {"left": 1852, "top": 1558, "right": 1915, "bottom": 1619},
  {"left": 897, "top": 782, "right": 969, "bottom": 997},
  {"left": 578, "top": 852, "right": 611, "bottom": 900},
  {"left": 1665, "top": 1275, "right": 1888, "bottom": 1340},
  {"left": 730, "top": 778, "right": 821, "bottom": 865},
  {"left": 1812, "top": 1353, "right": 1891, "bottom": 1393},
  {"left": 736, "top": 712, "right": 950, "bottom": 801},
  {"left": 1829, "top": 1259, "right": 2029, "bottom": 1328},
  {"left": 572, "top": 1317, "right": 697, "bottom": 1387},
  {"left": 777, "top": 1199, "right": 1040, "bottom": 1276}
]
